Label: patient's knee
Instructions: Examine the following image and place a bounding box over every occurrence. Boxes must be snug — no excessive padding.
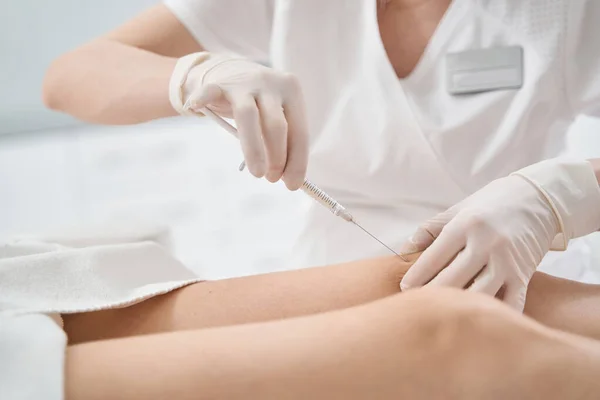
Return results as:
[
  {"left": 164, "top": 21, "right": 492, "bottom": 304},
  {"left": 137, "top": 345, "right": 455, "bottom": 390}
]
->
[
  {"left": 379, "top": 288, "right": 523, "bottom": 355},
  {"left": 363, "top": 289, "right": 573, "bottom": 398}
]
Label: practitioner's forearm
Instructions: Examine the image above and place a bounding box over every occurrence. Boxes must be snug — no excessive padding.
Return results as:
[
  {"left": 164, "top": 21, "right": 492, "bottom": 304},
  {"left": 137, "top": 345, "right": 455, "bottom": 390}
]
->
[
  {"left": 42, "top": 5, "right": 201, "bottom": 124},
  {"left": 43, "top": 39, "right": 177, "bottom": 124}
]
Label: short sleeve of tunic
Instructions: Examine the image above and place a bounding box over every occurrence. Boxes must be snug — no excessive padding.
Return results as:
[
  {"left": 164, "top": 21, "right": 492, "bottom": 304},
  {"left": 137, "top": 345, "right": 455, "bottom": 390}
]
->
[{"left": 164, "top": 0, "right": 275, "bottom": 62}]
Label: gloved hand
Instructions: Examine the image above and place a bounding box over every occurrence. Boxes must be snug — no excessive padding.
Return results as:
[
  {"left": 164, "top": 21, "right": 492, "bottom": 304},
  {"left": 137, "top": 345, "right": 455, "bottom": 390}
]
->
[
  {"left": 169, "top": 52, "right": 309, "bottom": 190},
  {"left": 399, "top": 159, "right": 600, "bottom": 311}
]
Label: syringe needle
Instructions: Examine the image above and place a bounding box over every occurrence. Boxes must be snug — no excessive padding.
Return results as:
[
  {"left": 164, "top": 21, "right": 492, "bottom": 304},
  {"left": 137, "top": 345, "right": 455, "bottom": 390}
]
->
[
  {"left": 351, "top": 220, "right": 407, "bottom": 261},
  {"left": 201, "top": 108, "right": 406, "bottom": 261}
]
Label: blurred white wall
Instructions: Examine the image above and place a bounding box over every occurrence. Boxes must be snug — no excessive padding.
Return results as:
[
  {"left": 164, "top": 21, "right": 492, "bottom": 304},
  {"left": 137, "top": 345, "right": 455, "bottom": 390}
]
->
[
  {"left": 0, "top": 0, "right": 156, "bottom": 135},
  {"left": 0, "top": 118, "right": 307, "bottom": 279}
]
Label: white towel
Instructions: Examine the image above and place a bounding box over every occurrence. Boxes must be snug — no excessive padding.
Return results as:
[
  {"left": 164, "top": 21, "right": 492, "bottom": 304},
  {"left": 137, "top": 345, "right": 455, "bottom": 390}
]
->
[{"left": 0, "top": 225, "right": 203, "bottom": 400}]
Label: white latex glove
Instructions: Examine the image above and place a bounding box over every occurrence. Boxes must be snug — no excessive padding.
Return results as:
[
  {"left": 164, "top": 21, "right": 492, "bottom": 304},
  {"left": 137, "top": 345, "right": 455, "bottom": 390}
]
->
[
  {"left": 400, "top": 159, "right": 600, "bottom": 311},
  {"left": 169, "top": 52, "right": 309, "bottom": 190}
]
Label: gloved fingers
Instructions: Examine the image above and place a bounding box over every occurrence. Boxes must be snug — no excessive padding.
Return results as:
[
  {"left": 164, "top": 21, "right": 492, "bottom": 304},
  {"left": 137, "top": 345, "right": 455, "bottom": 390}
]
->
[
  {"left": 257, "top": 95, "right": 288, "bottom": 183},
  {"left": 426, "top": 247, "right": 487, "bottom": 288},
  {"left": 399, "top": 213, "right": 449, "bottom": 255},
  {"left": 185, "top": 83, "right": 224, "bottom": 113},
  {"left": 281, "top": 75, "right": 309, "bottom": 191},
  {"left": 399, "top": 226, "right": 437, "bottom": 255},
  {"left": 400, "top": 222, "right": 466, "bottom": 290},
  {"left": 230, "top": 94, "right": 267, "bottom": 178},
  {"left": 467, "top": 267, "right": 504, "bottom": 296},
  {"left": 500, "top": 282, "right": 527, "bottom": 312}
]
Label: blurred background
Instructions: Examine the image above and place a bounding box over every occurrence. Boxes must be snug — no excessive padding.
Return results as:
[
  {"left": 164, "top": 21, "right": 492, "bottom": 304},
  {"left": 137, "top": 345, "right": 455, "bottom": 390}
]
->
[{"left": 1, "top": 0, "right": 599, "bottom": 280}]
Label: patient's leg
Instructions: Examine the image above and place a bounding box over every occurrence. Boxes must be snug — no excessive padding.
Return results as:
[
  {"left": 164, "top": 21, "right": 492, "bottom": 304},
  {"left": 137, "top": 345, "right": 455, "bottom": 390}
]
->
[
  {"left": 524, "top": 272, "right": 600, "bottom": 342},
  {"left": 64, "top": 254, "right": 410, "bottom": 343},
  {"left": 65, "top": 288, "right": 600, "bottom": 400},
  {"left": 63, "top": 253, "right": 600, "bottom": 344}
]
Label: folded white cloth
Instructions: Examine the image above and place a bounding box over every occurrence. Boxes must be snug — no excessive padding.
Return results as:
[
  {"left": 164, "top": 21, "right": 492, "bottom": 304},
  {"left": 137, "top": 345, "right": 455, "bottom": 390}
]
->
[{"left": 0, "top": 227, "right": 203, "bottom": 400}]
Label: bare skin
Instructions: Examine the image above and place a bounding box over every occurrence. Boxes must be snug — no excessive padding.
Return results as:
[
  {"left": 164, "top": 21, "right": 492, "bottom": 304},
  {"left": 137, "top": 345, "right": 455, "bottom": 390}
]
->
[
  {"left": 63, "top": 253, "right": 600, "bottom": 399},
  {"left": 63, "top": 253, "right": 600, "bottom": 344},
  {"left": 378, "top": 0, "right": 452, "bottom": 79},
  {"left": 42, "top": 5, "right": 197, "bottom": 124}
]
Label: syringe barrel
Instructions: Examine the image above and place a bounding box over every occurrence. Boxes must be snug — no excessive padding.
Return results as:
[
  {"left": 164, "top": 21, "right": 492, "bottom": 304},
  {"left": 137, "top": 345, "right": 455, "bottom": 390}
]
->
[
  {"left": 202, "top": 109, "right": 356, "bottom": 223},
  {"left": 301, "top": 180, "right": 353, "bottom": 222}
]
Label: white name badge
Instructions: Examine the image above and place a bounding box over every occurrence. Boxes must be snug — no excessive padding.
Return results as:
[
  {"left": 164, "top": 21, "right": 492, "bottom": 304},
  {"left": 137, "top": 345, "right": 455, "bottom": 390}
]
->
[{"left": 446, "top": 46, "right": 523, "bottom": 95}]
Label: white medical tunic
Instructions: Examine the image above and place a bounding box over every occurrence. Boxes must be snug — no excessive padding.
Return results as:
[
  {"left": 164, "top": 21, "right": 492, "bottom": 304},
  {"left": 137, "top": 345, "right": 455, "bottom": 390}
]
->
[{"left": 165, "top": 0, "right": 600, "bottom": 275}]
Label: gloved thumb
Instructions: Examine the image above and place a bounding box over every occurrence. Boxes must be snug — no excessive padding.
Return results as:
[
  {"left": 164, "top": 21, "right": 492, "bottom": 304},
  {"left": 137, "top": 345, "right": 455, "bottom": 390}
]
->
[
  {"left": 184, "top": 83, "right": 224, "bottom": 113},
  {"left": 399, "top": 213, "right": 449, "bottom": 255}
]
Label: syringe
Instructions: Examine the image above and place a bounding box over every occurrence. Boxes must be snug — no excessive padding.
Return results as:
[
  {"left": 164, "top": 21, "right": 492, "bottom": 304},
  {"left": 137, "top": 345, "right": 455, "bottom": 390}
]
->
[
  {"left": 299, "top": 180, "right": 404, "bottom": 258},
  {"left": 199, "top": 107, "right": 404, "bottom": 259}
]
